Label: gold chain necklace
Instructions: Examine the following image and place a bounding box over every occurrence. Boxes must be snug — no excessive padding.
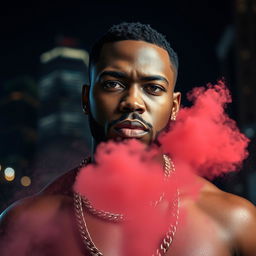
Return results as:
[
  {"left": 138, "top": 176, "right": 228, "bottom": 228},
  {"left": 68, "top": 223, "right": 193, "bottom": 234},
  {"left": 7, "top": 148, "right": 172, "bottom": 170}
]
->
[{"left": 74, "top": 154, "right": 179, "bottom": 256}]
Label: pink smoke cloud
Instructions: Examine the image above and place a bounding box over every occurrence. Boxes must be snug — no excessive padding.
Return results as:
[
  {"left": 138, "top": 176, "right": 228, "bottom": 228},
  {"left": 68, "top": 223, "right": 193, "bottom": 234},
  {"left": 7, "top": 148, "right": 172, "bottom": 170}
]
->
[{"left": 159, "top": 81, "right": 249, "bottom": 179}]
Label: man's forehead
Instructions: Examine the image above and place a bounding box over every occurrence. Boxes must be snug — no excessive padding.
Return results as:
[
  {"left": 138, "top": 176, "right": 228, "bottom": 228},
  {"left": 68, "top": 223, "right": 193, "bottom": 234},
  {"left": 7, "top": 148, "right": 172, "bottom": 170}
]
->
[
  {"left": 92, "top": 40, "right": 175, "bottom": 82},
  {"left": 99, "top": 40, "right": 171, "bottom": 64}
]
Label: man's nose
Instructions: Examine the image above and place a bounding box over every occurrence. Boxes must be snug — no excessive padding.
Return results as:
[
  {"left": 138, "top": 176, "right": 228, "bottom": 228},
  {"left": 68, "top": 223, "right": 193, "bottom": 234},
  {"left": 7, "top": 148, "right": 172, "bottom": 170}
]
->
[{"left": 119, "top": 85, "right": 145, "bottom": 114}]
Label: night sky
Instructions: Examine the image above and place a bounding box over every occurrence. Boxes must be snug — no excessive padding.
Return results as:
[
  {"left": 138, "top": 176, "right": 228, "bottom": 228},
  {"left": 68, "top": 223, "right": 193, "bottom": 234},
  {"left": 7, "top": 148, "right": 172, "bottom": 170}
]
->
[{"left": 0, "top": 0, "right": 234, "bottom": 96}]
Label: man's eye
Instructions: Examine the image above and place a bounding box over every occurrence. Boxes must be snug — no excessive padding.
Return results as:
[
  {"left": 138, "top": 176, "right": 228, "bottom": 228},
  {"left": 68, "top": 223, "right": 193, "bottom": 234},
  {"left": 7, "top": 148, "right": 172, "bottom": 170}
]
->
[
  {"left": 145, "top": 85, "right": 165, "bottom": 94},
  {"left": 103, "top": 81, "right": 124, "bottom": 90}
]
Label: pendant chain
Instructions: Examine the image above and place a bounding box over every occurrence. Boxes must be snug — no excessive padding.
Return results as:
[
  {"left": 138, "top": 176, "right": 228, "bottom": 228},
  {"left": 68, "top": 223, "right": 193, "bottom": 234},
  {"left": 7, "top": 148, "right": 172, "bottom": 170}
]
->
[{"left": 74, "top": 155, "right": 180, "bottom": 256}]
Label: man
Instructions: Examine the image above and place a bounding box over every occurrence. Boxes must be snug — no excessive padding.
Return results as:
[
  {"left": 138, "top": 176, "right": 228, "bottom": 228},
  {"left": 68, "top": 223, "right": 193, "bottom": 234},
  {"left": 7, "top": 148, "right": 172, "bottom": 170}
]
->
[{"left": 1, "top": 22, "right": 256, "bottom": 256}]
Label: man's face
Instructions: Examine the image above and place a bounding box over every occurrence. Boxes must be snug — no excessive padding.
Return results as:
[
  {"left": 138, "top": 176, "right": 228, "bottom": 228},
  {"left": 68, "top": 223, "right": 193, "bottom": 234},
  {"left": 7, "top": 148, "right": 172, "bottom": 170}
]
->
[{"left": 83, "top": 40, "right": 181, "bottom": 145}]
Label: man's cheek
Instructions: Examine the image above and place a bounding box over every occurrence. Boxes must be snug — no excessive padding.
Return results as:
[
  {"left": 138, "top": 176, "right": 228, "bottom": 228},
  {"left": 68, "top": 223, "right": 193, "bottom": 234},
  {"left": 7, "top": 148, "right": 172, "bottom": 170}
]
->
[{"left": 91, "top": 103, "right": 107, "bottom": 122}]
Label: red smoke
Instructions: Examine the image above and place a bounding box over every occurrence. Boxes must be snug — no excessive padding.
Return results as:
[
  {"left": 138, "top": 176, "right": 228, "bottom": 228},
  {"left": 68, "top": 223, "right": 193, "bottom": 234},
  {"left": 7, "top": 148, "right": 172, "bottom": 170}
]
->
[
  {"left": 74, "top": 140, "right": 177, "bottom": 255},
  {"left": 159, "top": 81, "right": 249, "bottom": 179},
  {"left": 73, "top": 81, "right": 249, "bottom": 255},
  {"left": 75, "top": 140, "right": 169, "bottom": 214}
]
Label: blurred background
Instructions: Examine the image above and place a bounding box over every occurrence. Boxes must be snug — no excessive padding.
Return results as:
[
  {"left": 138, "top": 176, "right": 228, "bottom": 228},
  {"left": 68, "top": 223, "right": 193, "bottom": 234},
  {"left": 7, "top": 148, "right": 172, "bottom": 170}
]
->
[{"left": 0, "top": 0, "right": 255, "bottom": 212}]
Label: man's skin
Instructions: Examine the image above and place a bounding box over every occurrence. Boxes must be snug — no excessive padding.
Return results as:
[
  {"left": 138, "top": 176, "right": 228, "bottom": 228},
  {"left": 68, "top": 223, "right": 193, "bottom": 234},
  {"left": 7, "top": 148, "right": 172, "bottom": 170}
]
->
[{"left": 1, "top": 40, "right": 256, "bottom": 256}]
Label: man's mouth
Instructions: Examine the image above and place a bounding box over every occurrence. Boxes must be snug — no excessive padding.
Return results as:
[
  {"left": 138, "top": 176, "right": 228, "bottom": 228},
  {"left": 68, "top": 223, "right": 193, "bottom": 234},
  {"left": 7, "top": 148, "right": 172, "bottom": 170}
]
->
[{"left": 113, "top": 120, "right": 149, "bottom": 138}]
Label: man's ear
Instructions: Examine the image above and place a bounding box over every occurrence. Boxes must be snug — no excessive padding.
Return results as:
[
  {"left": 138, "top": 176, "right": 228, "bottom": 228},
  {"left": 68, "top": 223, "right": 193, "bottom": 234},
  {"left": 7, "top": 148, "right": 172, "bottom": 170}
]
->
[
  {"left": 82, "top": 84, "right": 90, "bottom": 114},
  {"left": 171, "top": 92, "right": 181, "bottom": 120}
]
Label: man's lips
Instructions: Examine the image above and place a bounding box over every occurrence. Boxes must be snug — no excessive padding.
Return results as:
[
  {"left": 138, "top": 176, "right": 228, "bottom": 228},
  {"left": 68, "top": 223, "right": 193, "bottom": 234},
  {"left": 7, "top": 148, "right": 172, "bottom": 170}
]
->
[{"left": 113, "top": 120, "right": 149, "bottom": 138}]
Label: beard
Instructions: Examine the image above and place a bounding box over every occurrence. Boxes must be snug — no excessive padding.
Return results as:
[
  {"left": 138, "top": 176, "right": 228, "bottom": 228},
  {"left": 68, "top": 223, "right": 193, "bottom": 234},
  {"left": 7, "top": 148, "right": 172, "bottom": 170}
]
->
[
  {"left": 87, "top": 112, "right": 108, "bottom": 145},
  {"left": 87, "top": 112, "right": 172, "bottom": 148}
]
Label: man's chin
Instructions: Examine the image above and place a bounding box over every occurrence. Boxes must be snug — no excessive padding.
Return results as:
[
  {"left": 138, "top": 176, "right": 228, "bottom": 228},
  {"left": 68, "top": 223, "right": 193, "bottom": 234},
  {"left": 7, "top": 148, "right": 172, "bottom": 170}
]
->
[
  {"left": 107, "top": 133, "right": 159, "bottom": 147},
  {"left": 109, "top": 135, "right": 144, "bottom": 143}
]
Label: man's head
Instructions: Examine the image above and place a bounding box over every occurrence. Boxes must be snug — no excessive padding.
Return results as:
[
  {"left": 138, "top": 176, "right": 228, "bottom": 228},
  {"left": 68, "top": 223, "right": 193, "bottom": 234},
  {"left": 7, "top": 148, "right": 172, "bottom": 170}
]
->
[
  {"left": 82, "top": 22, "right": 181, "bottom": 147},
  {"left": 88, "top": 22, "right": 179, "bottom": 83}
]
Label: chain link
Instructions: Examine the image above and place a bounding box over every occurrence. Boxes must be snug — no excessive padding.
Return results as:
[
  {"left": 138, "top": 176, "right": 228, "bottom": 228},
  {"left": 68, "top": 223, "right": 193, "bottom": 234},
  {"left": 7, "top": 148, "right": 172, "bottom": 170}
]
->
[{"left": 74, "top": 193, "right": 103, "bottom": 256}]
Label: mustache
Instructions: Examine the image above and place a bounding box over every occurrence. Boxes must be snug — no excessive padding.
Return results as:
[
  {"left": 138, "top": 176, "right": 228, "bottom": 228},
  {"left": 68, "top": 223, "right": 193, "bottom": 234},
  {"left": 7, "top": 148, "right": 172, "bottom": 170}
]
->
[{"left": 108, "top": 112, "right": 153, "bottom": 130}]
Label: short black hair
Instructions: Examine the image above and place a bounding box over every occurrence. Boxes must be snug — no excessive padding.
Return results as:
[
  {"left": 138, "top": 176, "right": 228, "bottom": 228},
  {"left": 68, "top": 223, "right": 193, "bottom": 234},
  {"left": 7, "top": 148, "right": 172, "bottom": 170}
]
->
[{"left": 89, "top": 22, "right": 178, "bottom": 83}]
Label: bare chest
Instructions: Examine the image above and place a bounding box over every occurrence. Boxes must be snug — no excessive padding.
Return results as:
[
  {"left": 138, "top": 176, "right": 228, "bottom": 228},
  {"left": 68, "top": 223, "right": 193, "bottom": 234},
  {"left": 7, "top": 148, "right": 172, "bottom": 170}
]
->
[
  {"left": 167, "top": 209, "right": 233, "bottom": 256},
  {"left": 75, "top": 206, "right": 233, "bottom": 256}
]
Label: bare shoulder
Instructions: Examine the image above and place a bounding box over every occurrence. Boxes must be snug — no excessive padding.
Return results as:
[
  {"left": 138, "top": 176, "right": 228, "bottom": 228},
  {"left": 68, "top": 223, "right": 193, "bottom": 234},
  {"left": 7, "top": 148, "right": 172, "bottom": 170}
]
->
[
  {"left": 0, "top": 193, "right": 73, "bottom": 234},
  {"left": 197, "top": 178, "right": 256, "bottom": 255},
  {"left": 0, "top": 165, "right": 79, "bottom": 238},
  {"left": 197, "top": 178, "right": 256, "bottom": 223},
  {"left": 0, "top": 192, "right": 82, "bottom": 255}
]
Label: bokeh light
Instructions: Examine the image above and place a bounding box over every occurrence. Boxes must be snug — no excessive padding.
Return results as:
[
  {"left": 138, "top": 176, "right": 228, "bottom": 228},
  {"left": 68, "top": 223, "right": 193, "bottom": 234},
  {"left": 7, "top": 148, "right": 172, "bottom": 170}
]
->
[
  {"left": 4, "top": 167, "right": 15, "bottom": 181},
  {"left": 20, "top": 176, "right": 31, "bottom": 187}
]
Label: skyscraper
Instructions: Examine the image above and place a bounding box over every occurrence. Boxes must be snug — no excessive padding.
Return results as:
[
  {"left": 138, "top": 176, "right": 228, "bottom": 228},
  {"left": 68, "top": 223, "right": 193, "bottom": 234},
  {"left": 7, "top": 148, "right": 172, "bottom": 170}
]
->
[
  {"left": 34, "top": 40, "right": 91, "bottom": 189},
  {"left": 39, "top": 44, "right": 90, "bottom": 141}
]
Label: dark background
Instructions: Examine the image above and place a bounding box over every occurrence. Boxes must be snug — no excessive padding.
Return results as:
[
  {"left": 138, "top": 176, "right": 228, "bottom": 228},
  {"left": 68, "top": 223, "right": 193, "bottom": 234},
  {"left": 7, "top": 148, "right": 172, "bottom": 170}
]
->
[
  {"left": 0, "top": 0, "right": 234, "bottom": 92},
  {"left": 1, "top": 0, "right": 256, "bottom": 212}
]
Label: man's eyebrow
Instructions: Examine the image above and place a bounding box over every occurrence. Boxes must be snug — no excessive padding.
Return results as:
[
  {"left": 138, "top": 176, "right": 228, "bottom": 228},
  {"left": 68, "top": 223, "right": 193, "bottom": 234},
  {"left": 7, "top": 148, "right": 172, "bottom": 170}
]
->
[
  {"left": 98, "top": 71, "right": 127, "bottom": 80},
  {"left": 140, "top": 75, "right": 169, "bottom": 85},
  {"left": 98, "top": 70, "right": 169, "bottom": 85}
]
